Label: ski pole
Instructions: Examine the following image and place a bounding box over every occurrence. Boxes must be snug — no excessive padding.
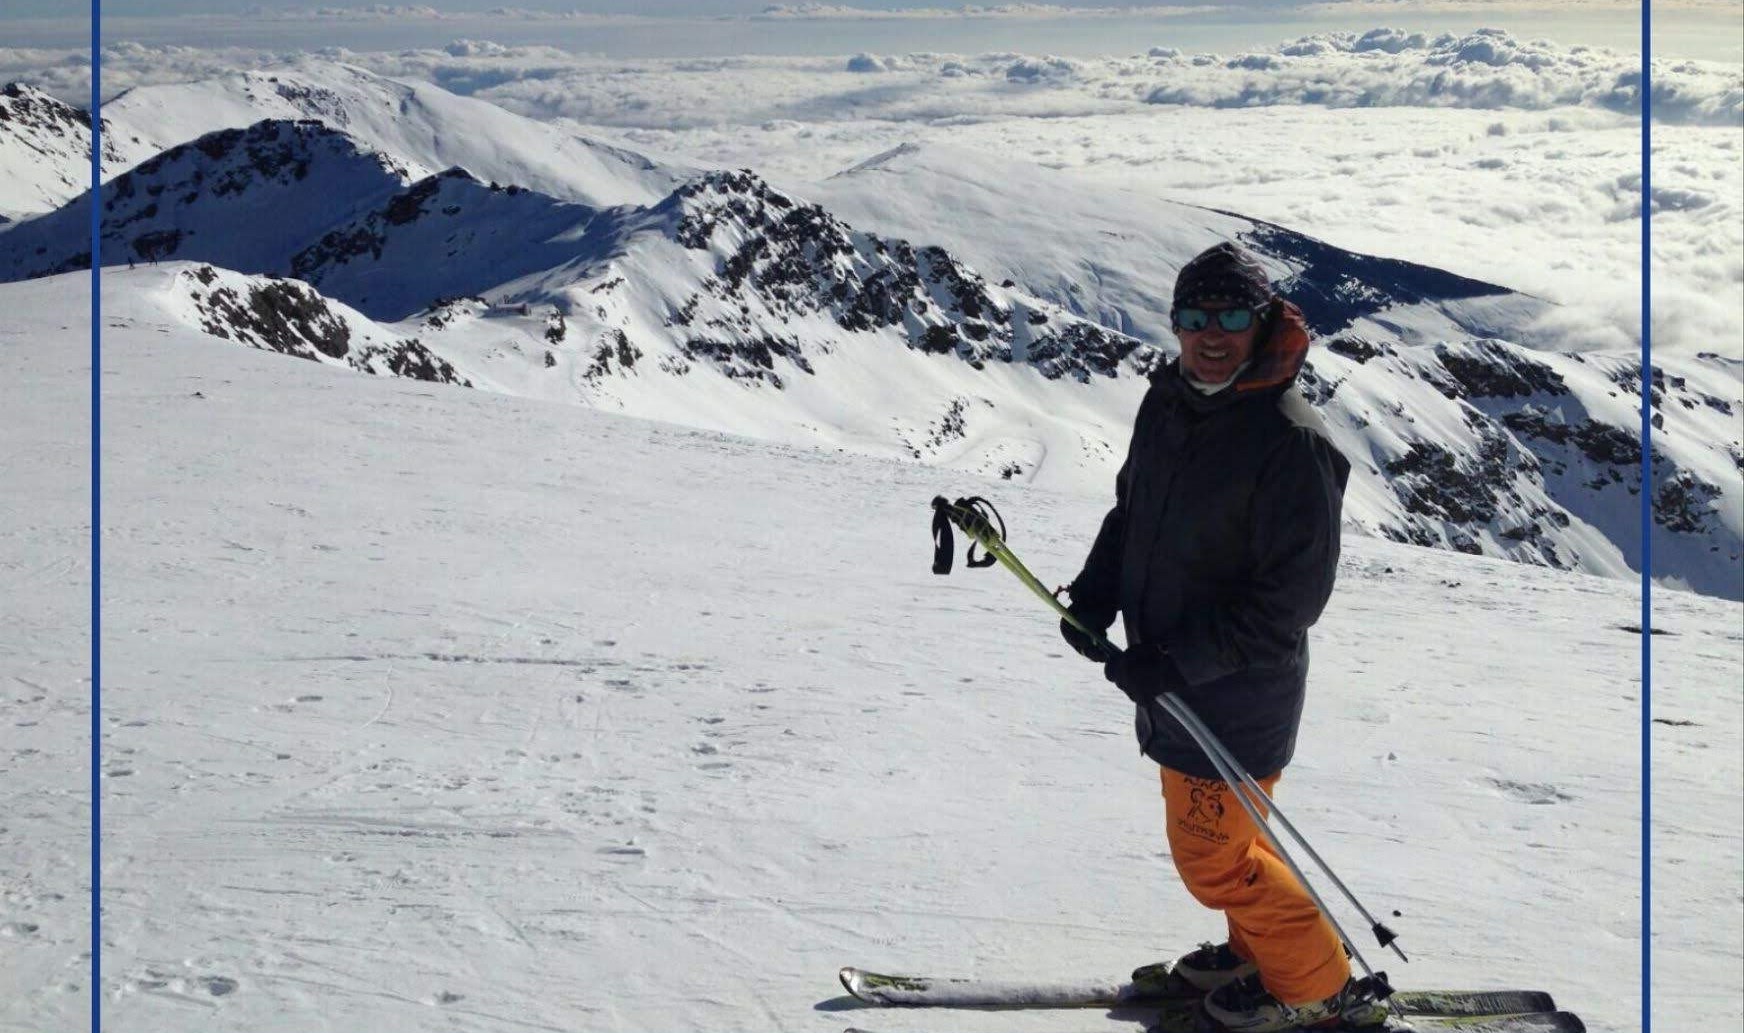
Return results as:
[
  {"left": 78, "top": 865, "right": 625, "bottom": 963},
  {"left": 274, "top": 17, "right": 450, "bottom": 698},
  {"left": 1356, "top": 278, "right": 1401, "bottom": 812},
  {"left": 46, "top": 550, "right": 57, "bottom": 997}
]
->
[
  {"left": 931, "top": 495, "right": 1403, "bottom": 987},
  {"left": 1151, "top": 692, "right": 1389, "bottom": 990},
  {"left": 1160, "top": 693, "right": 1407, "bottom": 965}
]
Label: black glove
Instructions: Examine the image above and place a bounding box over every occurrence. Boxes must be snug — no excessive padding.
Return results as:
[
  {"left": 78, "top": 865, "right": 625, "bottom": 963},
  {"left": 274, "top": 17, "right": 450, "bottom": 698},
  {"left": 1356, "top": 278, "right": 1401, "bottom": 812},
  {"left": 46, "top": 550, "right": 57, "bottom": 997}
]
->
[
  {"left": 1102, "top": 642, "right": 1182, "bottom": 705},
  {"left": 1059, "top": 605, "right": 1115, "bottom": 663}
]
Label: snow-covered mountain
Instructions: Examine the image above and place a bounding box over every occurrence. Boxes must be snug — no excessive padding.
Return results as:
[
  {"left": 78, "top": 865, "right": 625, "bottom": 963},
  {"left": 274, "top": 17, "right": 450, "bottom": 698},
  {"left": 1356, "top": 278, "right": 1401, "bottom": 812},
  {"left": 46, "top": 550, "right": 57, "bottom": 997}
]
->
[
  {"left": 0, "top": 119, "right": 416, "bottom": 281},
  {"left": 3, "top": 97, "right": 1737, "bottom": 598},
  {"left": 0, "top": 83, "right": 156, "bottom": 224},
  {"left": 807, "top": 141, "right": 1573, "bottom": 353},
  {"left": 1301, "top": 337, "right": 1740, "bottom": 598},
  {"left": 99, "top": 63, "right": 698, "bottom": 209},
  {"left": 289, "top": 168, "right": 621, "bottom": 321}
]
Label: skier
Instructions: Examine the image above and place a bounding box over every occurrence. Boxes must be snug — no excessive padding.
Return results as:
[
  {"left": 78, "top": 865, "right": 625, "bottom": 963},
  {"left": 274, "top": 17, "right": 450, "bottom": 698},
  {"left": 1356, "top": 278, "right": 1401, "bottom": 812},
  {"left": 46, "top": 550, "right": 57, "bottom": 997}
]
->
[{"left": 1059, "top": 242, "right": 1375, "bottom": 1032}]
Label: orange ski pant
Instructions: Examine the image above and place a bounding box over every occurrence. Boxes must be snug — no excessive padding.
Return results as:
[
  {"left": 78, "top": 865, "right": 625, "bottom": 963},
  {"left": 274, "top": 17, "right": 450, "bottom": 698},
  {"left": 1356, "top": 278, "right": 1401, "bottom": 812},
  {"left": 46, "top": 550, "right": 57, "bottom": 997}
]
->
[{"left": 1161, "top": 766, "right": 1350, "bottom": 1005}]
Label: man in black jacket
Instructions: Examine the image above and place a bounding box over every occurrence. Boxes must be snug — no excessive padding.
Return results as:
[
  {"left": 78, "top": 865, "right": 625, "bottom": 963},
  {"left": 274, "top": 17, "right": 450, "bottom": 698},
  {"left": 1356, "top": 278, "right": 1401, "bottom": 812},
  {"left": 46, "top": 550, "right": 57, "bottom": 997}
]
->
[{"left": 1060, "top": 243, "right": 1374, "bottom": 1032}]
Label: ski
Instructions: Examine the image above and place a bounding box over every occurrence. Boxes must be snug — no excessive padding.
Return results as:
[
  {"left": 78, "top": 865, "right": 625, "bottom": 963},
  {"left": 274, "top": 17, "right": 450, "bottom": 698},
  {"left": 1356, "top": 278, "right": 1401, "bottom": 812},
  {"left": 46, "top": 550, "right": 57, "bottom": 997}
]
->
[
  {"left": 839, "top": 966, "right": 1559, "bottom": 1017},
  {"left": 1136, "top": 996, "right": 1586, "bottom": 1032},
  {"left": 1388, "top": 1015, "right": 1585, "bottom": 1033},
  {"left": 846, "top": 1016, "right": 1583, "bottom": 1033},
  {"left": 839, "top": 966, "right": 1132, "bottom": 1008},
  {"left": 1141, "top": 1008, "right": 1585, "bottom": 1033}
]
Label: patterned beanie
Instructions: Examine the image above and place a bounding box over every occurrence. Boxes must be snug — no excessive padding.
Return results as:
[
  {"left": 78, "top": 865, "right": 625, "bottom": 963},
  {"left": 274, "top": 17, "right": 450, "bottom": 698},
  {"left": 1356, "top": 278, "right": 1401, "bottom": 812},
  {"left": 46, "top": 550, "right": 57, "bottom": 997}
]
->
[{"left": 1172, "top": 242, "right": 1273, "bottom": 313}]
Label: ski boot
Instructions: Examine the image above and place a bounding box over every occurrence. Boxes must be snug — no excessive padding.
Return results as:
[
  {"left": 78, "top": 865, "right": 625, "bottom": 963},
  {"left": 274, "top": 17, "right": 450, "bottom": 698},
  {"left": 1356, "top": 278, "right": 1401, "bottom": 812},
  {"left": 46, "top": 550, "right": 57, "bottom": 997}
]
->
[
  {"left": 1169, "top": 941, "right": 1260, "bottom": 993},
  {"left": 1202, "top": 973, "right": 1390, "bottom": 1031}
]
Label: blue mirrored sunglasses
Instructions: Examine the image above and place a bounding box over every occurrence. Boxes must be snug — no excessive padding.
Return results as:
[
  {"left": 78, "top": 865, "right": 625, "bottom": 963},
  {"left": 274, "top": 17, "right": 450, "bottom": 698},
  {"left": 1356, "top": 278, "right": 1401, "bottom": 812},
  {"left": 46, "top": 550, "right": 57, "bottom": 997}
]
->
[{"left": 1174, "top": 307, "right": 1256, "bottom": 333}]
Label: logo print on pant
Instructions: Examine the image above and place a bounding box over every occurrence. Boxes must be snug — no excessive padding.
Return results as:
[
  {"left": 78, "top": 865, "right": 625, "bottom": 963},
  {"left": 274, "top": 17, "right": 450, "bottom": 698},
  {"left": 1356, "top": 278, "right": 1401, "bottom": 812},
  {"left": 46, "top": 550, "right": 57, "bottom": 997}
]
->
[{"left": 1178, "top": 778, "right": 1229, "bottom": 844}]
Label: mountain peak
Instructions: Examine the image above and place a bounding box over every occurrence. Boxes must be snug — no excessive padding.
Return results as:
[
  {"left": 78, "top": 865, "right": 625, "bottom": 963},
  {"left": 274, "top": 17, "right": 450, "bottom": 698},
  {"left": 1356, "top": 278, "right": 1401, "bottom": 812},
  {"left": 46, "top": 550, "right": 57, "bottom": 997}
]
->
[{"left": 2, "top": 81, "right": 86, "bottom": 120}]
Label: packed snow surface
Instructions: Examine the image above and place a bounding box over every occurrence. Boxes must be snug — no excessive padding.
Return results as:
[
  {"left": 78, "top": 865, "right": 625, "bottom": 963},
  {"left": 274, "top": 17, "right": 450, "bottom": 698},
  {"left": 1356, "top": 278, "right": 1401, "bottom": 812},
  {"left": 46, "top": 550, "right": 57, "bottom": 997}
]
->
[
  {"left": 2, "top": 271, "right": 1736, "bottom": 1032},
  {"left": 0, "top": 274, "right": 91, "bottom": 1033}
]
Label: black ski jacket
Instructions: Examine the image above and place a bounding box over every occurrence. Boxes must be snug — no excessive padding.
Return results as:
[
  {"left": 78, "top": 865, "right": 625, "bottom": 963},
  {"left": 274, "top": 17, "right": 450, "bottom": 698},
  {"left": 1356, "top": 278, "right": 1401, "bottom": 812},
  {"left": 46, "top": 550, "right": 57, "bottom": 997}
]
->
[{"left": 1068, "top": 301, "right": 1350, "bottom": 780}]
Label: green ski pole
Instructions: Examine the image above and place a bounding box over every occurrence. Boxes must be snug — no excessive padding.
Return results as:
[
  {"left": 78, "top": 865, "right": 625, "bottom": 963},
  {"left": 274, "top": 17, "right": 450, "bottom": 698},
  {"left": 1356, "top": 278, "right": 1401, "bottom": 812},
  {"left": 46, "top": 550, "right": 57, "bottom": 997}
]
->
[{"left": 930, "top": 495, "right": 1116, "bottom": 649}]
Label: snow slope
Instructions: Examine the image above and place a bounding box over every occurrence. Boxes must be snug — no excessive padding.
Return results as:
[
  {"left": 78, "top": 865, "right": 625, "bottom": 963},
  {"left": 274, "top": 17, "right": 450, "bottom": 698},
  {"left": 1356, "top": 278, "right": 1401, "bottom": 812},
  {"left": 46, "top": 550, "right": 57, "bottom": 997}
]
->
[
  {"left": 4, "top": 269, "right": 1733, "bottom": 1032},
  {"left": 0, "top": 274, "right": 92, "bottom": 1031}
]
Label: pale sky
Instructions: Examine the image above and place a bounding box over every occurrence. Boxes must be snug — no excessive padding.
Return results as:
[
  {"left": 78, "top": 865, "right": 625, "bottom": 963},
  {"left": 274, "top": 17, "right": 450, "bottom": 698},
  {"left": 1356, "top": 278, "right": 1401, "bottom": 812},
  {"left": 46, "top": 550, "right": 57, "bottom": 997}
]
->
[{"left": 1, "top": 1, "right": 1738, "bottom": 63}]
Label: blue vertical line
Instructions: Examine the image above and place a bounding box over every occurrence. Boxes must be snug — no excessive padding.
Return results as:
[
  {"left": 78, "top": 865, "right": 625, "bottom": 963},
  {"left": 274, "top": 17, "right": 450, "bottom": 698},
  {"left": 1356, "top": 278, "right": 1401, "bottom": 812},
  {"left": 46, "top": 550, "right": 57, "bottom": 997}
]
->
[
  {"left": 90, "top": 0, "right": 102, "bottom": 1028},
  {"left": 1639, "top": 2, "right": 1652, "bottom": 1032}
]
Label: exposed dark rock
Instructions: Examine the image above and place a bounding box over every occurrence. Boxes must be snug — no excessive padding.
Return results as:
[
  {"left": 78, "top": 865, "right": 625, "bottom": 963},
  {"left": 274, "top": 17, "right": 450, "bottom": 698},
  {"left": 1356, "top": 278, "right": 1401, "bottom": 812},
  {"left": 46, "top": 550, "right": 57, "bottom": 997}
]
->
[
  {"left": 1385, "top": 432, "right": 1513, "bottom": 525},
  {"left": 1571, "top": 421, "right": 1642, "bottom": 466},
  {"left": 1605, "top": 361, "right": 1665, "bottom": 407},
  {"left": 1654, "top": 471, "right": 1722, "bottom": 533},
  {"left": 1437, "top": 339, "right": 1568, "bottom": 398},
  {"left": 1326, "top": 336, "right": 1389, "bottom": 363},
  {"left": 384, "top": 175, "right": 444, "bottom": 225},
  {"left": 354, "top": 338, "right": 469, "bottom": 385},
  {"left": 1502, "top": 407, "right": 1642, "bottom": 468},
  {"left": 1297, "top": 360, "right": 1340, "bottom": 405},
  {"left": 584, "top": 329, "right": 643, "bottom": 381},
  {"left": 927, "top": 398, "right": 970, "bottom": 451}
]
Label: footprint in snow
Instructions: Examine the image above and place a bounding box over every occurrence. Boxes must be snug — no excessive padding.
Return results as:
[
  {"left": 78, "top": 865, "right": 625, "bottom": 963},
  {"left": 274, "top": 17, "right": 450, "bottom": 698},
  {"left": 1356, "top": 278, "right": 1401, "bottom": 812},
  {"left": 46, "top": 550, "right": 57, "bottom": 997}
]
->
[
  {"left": 199, "top": 976, "right": 238, "bottom": 997},
  {"left": 1486, "top": 778, "right": 1574, "bottom": 805}
]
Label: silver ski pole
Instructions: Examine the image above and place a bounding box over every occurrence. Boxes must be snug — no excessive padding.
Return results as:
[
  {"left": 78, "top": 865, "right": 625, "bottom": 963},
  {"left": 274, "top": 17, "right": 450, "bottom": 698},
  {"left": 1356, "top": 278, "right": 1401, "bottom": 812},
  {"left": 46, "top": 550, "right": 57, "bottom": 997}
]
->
[
  {"left": 1160, "top": 692, "right": 1407, "bottom": 967},
  {"left": 1154, "top": 692, "right": 1395, "bottom": 986}
]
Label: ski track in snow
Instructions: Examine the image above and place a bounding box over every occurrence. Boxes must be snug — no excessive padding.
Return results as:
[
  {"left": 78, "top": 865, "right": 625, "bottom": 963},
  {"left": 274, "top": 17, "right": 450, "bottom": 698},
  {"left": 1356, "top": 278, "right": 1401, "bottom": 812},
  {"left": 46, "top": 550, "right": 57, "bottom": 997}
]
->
[{"left": 2, "top": 275, "right": 1742, "bottom": 1033}]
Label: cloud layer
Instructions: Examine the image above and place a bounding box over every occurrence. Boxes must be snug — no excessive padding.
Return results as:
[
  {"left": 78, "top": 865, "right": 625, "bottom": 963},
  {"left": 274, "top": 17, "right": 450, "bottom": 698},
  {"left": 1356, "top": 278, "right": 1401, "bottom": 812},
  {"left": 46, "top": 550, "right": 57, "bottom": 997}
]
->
[
  {"left": 1141, "top": 28, "right": 1740, "bottom": 125},
  {"left": 10, "top": 28, "right": 1739, "bottom": 127}
]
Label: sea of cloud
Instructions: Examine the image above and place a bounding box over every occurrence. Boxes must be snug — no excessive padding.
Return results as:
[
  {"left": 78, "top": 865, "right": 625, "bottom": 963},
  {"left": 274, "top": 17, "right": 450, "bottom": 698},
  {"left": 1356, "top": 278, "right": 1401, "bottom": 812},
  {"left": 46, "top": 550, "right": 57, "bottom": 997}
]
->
[
  {"left": 10, "top": 25, "right": 1741, "bottom": 122},
  {"left": 2, "top": 27, "right": 1739, "bottom": 355}
]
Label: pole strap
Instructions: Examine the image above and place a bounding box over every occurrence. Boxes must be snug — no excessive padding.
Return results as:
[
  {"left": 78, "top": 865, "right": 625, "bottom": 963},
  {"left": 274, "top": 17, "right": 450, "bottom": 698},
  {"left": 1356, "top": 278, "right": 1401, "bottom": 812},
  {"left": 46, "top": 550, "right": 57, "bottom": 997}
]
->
[{"left": 932, "top": 495, "right": 1107, "bottom": 640}]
